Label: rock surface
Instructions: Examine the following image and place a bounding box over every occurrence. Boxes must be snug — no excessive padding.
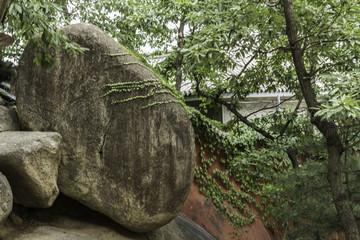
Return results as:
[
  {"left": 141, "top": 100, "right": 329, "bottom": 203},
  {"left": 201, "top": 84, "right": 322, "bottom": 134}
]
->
[
  {"left": 0, "top": 106, "right": 19, "bottom": 132},
  {"left": 0, "top": 172, "right": 12, "bottom": 224},
  {"left": 0, "top": 131, "right": 62, "bottom": 208},
  {"left": 0, "top": 195, "right": 215, "bottom": 240},
  {"left": 16, "top": 23, "right": 195, "bottom": 232}
]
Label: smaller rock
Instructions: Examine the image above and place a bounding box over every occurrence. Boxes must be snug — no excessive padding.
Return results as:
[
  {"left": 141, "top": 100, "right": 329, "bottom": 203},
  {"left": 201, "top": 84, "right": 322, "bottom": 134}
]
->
[
  {"left": 0, "top": 106, "right": 19, "bottom": 132},
  {"left": 0, "top": 131, "right": 62, "bottom": 208},
  {"left": 8, "top": 212, "right": 23, "bottom": 226},
  {"left": 0, "top": 194, "right": 215, "bottom": 240},
  {"left": 0, "top": 171, "right": 12, "bottom": 225}
]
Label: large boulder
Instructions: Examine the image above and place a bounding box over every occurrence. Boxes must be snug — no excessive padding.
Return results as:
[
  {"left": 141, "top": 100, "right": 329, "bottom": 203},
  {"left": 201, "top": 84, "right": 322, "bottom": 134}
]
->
[
  {"left": 0, "top": 172, "right": 12, "bottom": 224},
  {"left": 0, "top": 106, "right": 19, "bottom": 132},
  {"left": 0, "top": 131, "right": 62, "bottom": 208},
  {"left": 16, "top": 23, "right": 195, "bottom": 232}
]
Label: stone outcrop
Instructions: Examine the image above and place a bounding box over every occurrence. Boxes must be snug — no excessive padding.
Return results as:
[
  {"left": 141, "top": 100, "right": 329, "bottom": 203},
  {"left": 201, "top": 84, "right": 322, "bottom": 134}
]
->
[
  {"left": 16, "top": 23, "right": 195, "bottom": 232},
  {"left": 0, "top": 172, "right": 12, "bottom": 224},
  {"left": 0, "top": 131, "right": 62, "bottom": 208},
  {"left": 0, "top": 106, "right": 19, "bottom": 131},
  {"left": 5, "top": 214, "right": 214, "bottom": 240},
  {"left": 0, "top": 195, "right": 215, "bottom": 240}
]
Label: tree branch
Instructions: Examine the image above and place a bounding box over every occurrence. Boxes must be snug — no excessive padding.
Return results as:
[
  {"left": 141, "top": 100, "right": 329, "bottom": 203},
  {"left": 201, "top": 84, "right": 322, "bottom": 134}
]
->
[
  {"left": 304, "top": 38, "right": 348, "bottom": 51},
  {"left": 343, "top": 129, "right": 360, "bottom": 152},
  {"left": 310, "top": 61, "right": 348, "bottom": 77},
  {"left": 297, "top": 3, "right": 344, "bottom": 48},
  {"left": 254, "top": 46, "right": 292, "bottom": 54},
  {"left": 245, "top": 94, "right": 297, "bottom": 118},
  {"left": 279, "top": 96, "right": 303, "bottom": 137},
  {"left": 174, "top": 20, "right": 185, "bottom": 91},
  {"left": 194, "top": 74, "right": 302, "bottom": 168},
  {"left": 343, "top": 139, "right": 360, "bottom": 152},
  {"left": 194, "top": 74, "right": 275, "bottom": 141},
  {"left": 236, "top": 53, "right": 257, "bottom": 78}
]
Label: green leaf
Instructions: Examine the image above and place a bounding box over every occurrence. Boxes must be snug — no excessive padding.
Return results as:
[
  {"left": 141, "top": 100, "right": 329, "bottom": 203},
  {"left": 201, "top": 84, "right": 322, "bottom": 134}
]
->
[{"left": 14, "top": 3, "right": 22, "bottom": 14}]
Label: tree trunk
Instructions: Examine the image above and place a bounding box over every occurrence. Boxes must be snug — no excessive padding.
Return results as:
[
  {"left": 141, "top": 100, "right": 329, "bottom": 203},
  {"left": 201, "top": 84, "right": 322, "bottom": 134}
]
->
[
  {"left": 0, "top": 0, "right": 13, "bottom": 53},
  {"left": 281, "top": 0, "right": 360, "bottom": 239},
  {"left": 174, "top": 21, "right": 185, "bottom": 91},
  {"left": 0, "top": 0, "right": 11, "bottom": 24},
  {"left": 328, "top": 144, "right": 360, "bottom": 240}
]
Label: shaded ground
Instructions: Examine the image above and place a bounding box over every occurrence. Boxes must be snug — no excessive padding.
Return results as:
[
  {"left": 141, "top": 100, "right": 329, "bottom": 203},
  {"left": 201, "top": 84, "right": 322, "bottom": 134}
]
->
[{"left": 0, "top": 194, "right": 215, "bottom": 240}]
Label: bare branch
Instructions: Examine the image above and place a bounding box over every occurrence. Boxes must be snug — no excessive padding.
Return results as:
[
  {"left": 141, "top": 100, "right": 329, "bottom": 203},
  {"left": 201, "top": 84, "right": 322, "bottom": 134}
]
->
[
  {"left": 303, "top": 38, "right": 348, "bottom": 51},
  {"left": 343, "top": 139, "right": 360, "bottom": 152},
  {"left": 254, "top": 46, "right": 292, "bottom": 54},
  {"left": 236, "top": 53, "right": 257, "bottom": 78},
  {"left": 345, "top": 129, "right": 360, "bottom": 146},
  {"left": 246, "top": 94, "right": 297, "bottom": 118},
  {"left": 279, "top": 96, "right": 303, "bottom": 137},
  {"left": 194, "top": 74, "right": 275, "bottom": 141},
  {"left": 310, "top": 61, "right": 348, "bottom": 77}
]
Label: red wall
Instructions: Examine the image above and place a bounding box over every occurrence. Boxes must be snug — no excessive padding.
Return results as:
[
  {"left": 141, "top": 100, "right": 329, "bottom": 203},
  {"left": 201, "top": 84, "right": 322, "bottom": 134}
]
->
[{"left": 181, "top": 139, "right": 282, "bottom": 240}]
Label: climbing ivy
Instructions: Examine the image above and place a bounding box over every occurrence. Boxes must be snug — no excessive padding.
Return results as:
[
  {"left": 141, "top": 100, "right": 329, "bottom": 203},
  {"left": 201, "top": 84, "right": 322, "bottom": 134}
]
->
[
  {"left": 187, "top": 107, "right": 290, "bottom": 232},
  {"left": 99, "top": 51, "right": 183, "bottom": 109}
]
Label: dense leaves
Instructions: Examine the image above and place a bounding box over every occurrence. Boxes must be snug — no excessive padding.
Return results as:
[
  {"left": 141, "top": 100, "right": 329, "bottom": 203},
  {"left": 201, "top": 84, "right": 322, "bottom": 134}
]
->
[
  {"left": 264, "top": 152, "right": 360, "bottom": 239},
  {"left": 2, "top": 0, "right": 88, "bottom": 67}
]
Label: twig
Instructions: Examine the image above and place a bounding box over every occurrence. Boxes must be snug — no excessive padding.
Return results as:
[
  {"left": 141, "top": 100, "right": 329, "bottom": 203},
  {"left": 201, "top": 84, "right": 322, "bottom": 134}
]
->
[
  {"left": 279, "top": 96, "right": 303, "bottom": 137},
  {"left": 194, "top": 74, "right": 275, "bottom": 141},
  {"left": 343, "top": 139, "right": 360, "bottom": 152},
  {"left": 246, "top": 94, "right": 297, "bottom": 118},
  {"left": 303, "top": 38, "right": 348, "bottom": 51},
  {"left": 237, "top": 53, "right": 257, "bottom": 77}
]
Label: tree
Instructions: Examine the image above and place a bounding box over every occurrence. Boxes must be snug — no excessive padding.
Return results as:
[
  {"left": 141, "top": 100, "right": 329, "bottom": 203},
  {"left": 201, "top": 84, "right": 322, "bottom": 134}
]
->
[{"left": 281, "top": 1, "right": 359, "bottom": 238}]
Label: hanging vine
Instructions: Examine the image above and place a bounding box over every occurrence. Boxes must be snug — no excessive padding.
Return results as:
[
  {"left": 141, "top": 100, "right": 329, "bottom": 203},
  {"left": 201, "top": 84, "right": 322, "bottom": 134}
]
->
[
  {"left": 187, "top": 107, "right": 285, "bottom": 231},
  {"left": 99, "top": 51, "right": 182, "bottom": 109}
]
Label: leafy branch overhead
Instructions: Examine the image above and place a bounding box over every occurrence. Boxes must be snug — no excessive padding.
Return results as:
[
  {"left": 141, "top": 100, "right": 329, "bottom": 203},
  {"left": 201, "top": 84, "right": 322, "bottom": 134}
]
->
[{"left": 2, "top": 0, "right": 87, "bottom": 67}]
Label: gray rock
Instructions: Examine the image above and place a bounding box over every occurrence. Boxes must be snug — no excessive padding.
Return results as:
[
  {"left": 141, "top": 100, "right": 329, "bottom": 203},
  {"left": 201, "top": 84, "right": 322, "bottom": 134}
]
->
[
  {"left": 0, "top": 131, "right": 62, "bottom": 208},
  {"left": 0, "top": 172, "right": 12, "bottom": 224},
  {"left": 16, "top": 23, "right": 195, "bottom": 232},
  {"left": 0, "top": 194, "right": 214, "bottom": 240},
  {"left": 0, "top": 106, "right": 19, "bottom": 132},
  {"left": 5, "top": 215, "right": 214, "bottom": 240}
]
